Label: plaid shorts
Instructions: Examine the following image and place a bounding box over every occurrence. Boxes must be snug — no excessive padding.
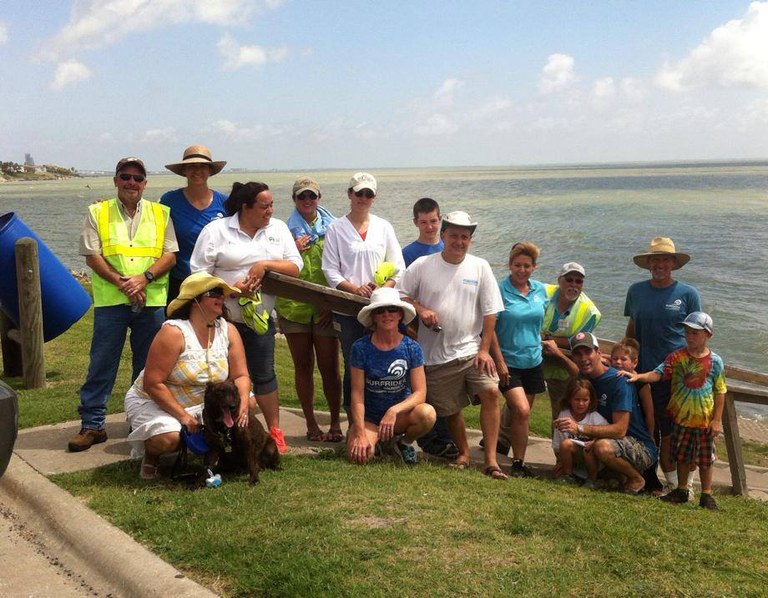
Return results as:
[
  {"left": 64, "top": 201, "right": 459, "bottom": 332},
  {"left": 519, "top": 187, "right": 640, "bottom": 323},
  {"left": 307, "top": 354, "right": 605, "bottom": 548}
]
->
[{"left": 670, "top": 423, "right": 716, "bottom": 469}]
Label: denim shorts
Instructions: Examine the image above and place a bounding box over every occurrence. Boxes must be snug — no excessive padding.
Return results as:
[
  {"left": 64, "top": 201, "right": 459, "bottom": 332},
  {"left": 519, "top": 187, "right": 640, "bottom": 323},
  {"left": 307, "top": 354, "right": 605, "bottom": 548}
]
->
[{"left": 234, "top": 320, "right": 278, "bottom": 395}]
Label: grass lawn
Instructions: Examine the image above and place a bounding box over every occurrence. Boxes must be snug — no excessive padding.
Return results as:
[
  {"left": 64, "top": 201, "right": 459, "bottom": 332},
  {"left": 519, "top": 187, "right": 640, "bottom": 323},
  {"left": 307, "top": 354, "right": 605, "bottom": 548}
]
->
[
  {"left": 54, "top": 456, "right": 768, "bottom": 597},
  {"left": 5, "top": 307, "right": 768, "bottom": 595}
]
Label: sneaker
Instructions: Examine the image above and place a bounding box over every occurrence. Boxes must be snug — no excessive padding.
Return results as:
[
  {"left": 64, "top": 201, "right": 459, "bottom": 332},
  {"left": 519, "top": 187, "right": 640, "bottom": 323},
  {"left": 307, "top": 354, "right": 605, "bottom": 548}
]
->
[
  {"left": 421, "top": 438, "right": 459, "bottom": 460},
  {"left": 659, "top": 488, "right": 689, "bottom": 504},
  {"left": 582, "top": 479, "right": 598, "bottom": 490},
  {"left": 699, "top": 493, "right": 719, "bottom": 511},
  {"left": 269, "top": 426, "right": 288, "bottom": 454},
  {"left": 392, "top": 440, "right": 418, "bottom": 465},
  {"left": 509, "top": 459, "right": 534, "bottom": 478},
  {"left": 68, "top": 428, "right": 107, "bottom": 452},
  {"left": 478, "top": 438, "right": 511, "bottom": 457},
  {"left": 554, "top": 474, "right": 578, "bottom": 484}
]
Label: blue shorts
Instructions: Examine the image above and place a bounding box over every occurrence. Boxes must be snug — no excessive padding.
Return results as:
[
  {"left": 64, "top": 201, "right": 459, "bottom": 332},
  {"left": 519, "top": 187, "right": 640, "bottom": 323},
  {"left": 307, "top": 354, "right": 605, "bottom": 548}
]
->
[{"left": 235, "top": 319, "right": 278, "bottom": 395}]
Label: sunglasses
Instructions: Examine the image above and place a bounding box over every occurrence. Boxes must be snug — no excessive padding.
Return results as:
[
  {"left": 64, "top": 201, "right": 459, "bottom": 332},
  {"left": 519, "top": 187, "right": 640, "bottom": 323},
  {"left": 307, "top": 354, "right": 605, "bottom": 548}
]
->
[
  {"left": 296, "top": 191, "right": 318, "bottom": 201},
  {"left": 118, "top": 173, "right": 146, "bottom": 183},
  {"left": 201, "top": 287, "right": 225, "bottom": 298},
  {"left": 564, "top": 277, "right": 584, "bottom": 284},
  {"left": 372, "top": 306, "right": 401, "bottom": 315},
  {"left": 354, "top": 189, "right": 375, "bottom": 199}
]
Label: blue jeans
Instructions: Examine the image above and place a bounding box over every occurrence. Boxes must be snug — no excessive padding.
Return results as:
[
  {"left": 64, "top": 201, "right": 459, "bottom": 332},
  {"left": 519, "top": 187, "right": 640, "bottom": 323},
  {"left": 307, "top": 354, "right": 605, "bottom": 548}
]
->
[
  {"left": 333, "top": 313, "right": 368, "bottom": 415},
  {"left": 78, "top": 305, "right": 164, "bottom": 430},
  {"left": 234, "top": 319, "right": 278, "bottom": 395}
]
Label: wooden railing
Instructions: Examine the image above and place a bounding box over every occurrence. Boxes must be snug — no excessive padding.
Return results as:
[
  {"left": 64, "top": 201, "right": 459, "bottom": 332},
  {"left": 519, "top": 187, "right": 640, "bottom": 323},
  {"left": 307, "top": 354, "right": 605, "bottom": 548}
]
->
[{"left": 263, "top": 272, "right": 767, "bottom": 497}]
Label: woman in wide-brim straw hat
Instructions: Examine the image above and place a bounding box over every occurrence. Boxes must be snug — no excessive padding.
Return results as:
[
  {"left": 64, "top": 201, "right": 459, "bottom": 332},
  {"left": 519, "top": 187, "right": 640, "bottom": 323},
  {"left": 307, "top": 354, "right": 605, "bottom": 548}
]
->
[
  {"left": 346, "top": 287, "right": 435, "bottom": 466},
  {"left": 125, "top": 272, "right": 251, "bottom": 481},
  {"left": 161, "top": 145, "right": 228, "bottom": 303},
  {"left": 624, "top": 236, "right": 701, "bottom": 493}
]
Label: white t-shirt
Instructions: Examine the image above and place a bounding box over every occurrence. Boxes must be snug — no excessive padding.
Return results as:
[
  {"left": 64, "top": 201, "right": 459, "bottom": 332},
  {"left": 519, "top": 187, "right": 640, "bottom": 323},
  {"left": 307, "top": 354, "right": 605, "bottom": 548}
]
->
[
  {"left": 321, "top": 214, "right": 405, "bottom": 290},
  {"left": 190, "top": 214, "right": 303, "bottom": 322},
  {"left": 551, "top": 408, "right": 609, "bottom": 453},
  {"left": 399, "top": 252, "right": 503, "bottom": 365}
]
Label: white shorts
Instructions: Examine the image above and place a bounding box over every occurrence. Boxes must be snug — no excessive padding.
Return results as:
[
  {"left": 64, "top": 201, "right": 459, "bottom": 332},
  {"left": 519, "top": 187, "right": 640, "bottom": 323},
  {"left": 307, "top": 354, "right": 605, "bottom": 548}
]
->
[{"left": 125, "top": 396, "right": 203, "bottom": 460}]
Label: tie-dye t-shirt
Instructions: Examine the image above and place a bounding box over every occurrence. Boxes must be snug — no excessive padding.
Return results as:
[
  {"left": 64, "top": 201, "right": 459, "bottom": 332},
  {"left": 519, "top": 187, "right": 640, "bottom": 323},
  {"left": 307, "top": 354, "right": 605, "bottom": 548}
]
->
[{"left": 654, "top": 348, "right": 727, "bottom": 428}]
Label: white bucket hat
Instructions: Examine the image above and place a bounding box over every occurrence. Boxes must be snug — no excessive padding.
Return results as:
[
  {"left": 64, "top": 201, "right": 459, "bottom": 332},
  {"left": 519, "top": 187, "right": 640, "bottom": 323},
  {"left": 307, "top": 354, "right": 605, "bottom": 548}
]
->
[{"left": 356, "top": 287, "right": 416, "bottom": 329}]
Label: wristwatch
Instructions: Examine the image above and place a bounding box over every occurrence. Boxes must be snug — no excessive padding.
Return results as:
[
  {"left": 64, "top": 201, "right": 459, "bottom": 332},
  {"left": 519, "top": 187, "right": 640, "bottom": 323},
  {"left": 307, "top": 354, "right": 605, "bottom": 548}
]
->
[{"left": 143, "top": 270, "right": 155, "bottom": 282}]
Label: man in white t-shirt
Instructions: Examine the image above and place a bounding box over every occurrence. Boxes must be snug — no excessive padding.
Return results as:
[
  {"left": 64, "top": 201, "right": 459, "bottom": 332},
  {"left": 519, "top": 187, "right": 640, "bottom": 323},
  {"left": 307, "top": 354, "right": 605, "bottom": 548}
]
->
[{"left": 399, "top": 212, "right": 507, "bottom": 479}]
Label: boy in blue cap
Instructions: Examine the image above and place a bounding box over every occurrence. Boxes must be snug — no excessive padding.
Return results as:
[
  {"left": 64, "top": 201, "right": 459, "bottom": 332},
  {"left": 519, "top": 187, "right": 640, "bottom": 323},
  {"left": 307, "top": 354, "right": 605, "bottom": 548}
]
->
[{"left": 624, "top": 311, "right": 726, "bottom": 510}]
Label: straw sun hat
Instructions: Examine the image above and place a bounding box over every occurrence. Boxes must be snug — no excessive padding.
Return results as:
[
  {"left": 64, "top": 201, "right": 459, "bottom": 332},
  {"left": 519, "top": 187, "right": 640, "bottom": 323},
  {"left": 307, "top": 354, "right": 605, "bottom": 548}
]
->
[
  {"left": 632, "top": 237, "right": 690, "bottom": 270},
  {"left": 356, "top": 287, "right": 417, "bottom": 329},
  {"left": 167, "top": 272, "right": 240, "bottom": 318},
  {"left": 165, "top": 145, "right": 227, "bottom": 176}
]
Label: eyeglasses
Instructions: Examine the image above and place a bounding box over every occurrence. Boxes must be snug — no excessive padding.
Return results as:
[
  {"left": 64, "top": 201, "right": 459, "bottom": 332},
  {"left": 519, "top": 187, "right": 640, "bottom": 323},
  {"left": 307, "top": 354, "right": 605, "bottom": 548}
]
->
[
  {"left": 564, "top": 277, "right": 584, "bottom": 284},
  {"left": 354, "top": 189, "right": 375, "bottom": 199},
  {"left": 372, "top": 306, "right": 401, "bottom": 315},
  {"left": 201, "top": 288, "right": 225, "bottom": 298},
  {"left": 296, "top": 191, "right": 318, "bottom": 201},
  {"left": 118, "top": 173, "right": 146, "bottom": 183}
]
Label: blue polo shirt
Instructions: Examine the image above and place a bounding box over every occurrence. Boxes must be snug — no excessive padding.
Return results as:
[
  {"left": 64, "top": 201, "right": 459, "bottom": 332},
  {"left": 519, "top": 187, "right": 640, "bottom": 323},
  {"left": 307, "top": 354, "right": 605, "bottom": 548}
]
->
[{"left": 495, "top": 277, "right": 549, "bottom": 369}]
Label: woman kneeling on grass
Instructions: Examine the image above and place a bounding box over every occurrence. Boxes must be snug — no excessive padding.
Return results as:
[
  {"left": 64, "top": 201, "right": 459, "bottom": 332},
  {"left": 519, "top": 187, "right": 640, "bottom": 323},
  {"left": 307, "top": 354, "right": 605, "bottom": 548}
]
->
[
  {"left": 347, "top": 288, "right": 436, "bottom": 465},
  {"left": 125, "top": 272, "right": 253, "bottom": 480}
]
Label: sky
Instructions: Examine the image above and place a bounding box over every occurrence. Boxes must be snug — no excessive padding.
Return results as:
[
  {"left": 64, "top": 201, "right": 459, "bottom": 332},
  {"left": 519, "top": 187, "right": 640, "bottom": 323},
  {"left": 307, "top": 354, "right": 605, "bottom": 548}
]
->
[{"left": 1, "top": 0, "right": 768, "bottom": 171}]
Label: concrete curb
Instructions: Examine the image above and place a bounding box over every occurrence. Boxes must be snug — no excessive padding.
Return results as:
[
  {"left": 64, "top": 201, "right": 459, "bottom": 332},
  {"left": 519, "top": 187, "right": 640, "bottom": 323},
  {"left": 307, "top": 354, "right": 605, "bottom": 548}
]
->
[{"left": 0, "top": 455, "right": 216, "bottom": 597}]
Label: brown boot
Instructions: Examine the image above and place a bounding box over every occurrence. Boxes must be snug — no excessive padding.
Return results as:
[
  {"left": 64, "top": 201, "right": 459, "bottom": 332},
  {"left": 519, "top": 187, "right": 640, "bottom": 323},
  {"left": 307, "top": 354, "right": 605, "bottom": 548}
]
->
[{"left": 68, "top": 428, "right": 107, "bottom": 452}]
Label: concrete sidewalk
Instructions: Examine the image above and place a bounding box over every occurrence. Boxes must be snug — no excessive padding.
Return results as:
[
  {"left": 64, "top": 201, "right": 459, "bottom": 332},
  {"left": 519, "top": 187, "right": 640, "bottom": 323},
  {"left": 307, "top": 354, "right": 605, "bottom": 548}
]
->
[{"left": 2, "top": 408, "right": 768, "bottom": 597}]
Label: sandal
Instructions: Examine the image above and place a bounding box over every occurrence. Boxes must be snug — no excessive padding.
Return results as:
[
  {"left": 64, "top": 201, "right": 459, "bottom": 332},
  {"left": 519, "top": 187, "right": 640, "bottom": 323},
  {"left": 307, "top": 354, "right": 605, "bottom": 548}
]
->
[
  {"left": 306, "top": 429, "right": 325, "bottom": 442},
  {"left": 324, "top": 429, "right": 344, "bottom": 443},
  {"left": 140, "top": 456, "right": 159, "bottom": 481},
  {"left": 484, "top": 465, "right": 509, "bottom": 481},
  {"left": 449, "top": 459, "right": 471, "bottom": 470}
]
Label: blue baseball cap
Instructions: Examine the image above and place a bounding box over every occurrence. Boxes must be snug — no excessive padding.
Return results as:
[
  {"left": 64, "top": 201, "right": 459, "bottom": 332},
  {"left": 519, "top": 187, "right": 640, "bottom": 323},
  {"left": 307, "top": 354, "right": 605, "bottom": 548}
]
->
[{"left": 682, "top": 311, "right": 713, "bottom": 334}]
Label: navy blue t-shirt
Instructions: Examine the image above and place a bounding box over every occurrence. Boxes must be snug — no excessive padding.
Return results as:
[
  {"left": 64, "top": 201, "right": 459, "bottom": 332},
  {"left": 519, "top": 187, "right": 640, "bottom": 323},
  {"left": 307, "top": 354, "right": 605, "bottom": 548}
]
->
[{"left": 350, "top": 335, "right": 424, "bottom": 425}]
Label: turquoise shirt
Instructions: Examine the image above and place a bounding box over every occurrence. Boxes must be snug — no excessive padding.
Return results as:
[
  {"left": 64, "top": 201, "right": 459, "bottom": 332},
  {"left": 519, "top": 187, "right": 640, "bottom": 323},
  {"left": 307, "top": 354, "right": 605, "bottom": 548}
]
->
[{"left": 496, "top": 277, "right": 549, "bottom": 369}]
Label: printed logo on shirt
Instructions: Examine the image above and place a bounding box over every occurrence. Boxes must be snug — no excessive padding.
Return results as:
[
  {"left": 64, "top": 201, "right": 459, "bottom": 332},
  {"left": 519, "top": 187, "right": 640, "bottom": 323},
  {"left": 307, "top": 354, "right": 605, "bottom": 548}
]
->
[
  {"left": 387, "top": 359, "right": 408, "bottom": 378},
  {"left": 598, "top": 392, "right": 608, "bottom": 407},
  {"left": 665, "top": 299, "right": 683, "bottom": 311},
  {"left": 366, "top": 359, "right": 408, "bottom": 394},
  {"left": 462, "top": 278, "right": 479, "bottom": 286},
  {"left": 267, "top": 234, "right": 281, "bottom": 245}
]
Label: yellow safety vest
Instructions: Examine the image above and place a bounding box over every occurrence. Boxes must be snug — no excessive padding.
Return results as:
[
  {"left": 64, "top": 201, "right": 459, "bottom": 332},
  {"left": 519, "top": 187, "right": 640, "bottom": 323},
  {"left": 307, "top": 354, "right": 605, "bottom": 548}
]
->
[
  {"left": 542, "top": 284, "right": 601, "bottom": 380},
  {"left": 89, "top": 199, "right": 170, "bottom": 307}
]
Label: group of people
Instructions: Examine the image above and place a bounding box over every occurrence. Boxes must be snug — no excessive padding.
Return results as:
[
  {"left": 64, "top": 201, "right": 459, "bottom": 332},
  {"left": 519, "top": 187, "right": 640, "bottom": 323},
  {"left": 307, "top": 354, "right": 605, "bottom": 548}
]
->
[{"left": 68, "top": 149, "right": 727, "bottom": 509}]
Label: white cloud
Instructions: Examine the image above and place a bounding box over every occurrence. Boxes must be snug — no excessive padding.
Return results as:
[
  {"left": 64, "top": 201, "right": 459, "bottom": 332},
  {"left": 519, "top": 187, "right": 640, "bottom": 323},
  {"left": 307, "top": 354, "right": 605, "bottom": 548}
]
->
[
  {"left": 217, "top": 33, "right": 288, "bottom": 70},
  {"left": 0, "top": 21, "right": 8, "bottom": 45},
  {"left": 50, "top": 59, "right": 92, "bottom": 90},
  {"left": 656, "top": 1, "right": 768, "bottom": 90},
  {"left": 414, "top": 113, "right": 458, "bottom": 136},
  {"left": 138, "top": 128, "right": 177, "bottom": 144},
  {"left": 39, "top": 0, "right": 271, "bottom": 59},
  {"left": 538, "top": 53, "right": 576, "bottom": 94},
  {"left": 433, "top": 78, "right": 464, "bottom": 107}
]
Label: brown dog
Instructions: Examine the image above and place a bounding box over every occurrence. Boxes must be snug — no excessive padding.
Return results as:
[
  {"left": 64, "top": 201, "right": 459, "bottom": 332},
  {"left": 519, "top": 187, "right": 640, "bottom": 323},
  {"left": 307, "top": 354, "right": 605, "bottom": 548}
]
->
[{"left": 202, "top": 380, "right": 281, "bottom": 484}]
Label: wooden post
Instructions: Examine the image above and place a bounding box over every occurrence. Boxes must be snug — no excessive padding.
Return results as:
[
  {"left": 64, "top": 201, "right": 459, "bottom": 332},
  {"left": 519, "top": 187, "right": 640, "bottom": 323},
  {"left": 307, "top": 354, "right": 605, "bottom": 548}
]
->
[
  {"left": 0, "top": 309, "right": 22, "bottom": 377},
  {"left": 722, "top": 392, "right": 748, "bottom": 496},
  {"left": 15, "top": 238, "right": 46, "bottom": 389}
]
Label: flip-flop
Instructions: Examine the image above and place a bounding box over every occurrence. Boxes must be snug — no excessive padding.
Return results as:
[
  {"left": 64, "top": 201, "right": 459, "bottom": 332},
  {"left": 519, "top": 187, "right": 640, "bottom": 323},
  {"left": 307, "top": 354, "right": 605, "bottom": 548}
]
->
[
  {"left": 324, "top": 429, "right": 344, "bottom": 443},
  {"left": 484, "top": 465, "right": 509, "bottom": 481},
  {"left": 140, "top": 456, "right": 159, "bottom": 481},
  {"left": 623, "top": 482, "right": 646, "bottom": 496},
  {"left": 449, "top": 459, "right": 470, "bottom": 470},
  {"left": 306, "top": 430, "right": 325, "bottom": 442}
]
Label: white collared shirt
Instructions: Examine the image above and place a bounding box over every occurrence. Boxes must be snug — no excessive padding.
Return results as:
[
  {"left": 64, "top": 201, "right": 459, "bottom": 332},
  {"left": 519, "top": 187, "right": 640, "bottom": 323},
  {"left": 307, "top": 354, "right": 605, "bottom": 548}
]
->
[{"left": 190, "top": 213, "right": 302, "bottom": 321}]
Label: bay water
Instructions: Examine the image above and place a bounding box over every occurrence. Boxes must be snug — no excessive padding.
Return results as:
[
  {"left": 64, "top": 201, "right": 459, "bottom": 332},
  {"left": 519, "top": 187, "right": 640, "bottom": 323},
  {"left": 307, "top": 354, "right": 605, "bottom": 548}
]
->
[{"left": 2, "top": 162, "right": 767, "bottom": 416}]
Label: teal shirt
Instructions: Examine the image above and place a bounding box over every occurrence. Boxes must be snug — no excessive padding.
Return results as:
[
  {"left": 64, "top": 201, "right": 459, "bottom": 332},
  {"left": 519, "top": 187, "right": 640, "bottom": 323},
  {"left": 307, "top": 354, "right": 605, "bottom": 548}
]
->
[{"left": 495, "top": 277, "right": 549, "bottom": 369}]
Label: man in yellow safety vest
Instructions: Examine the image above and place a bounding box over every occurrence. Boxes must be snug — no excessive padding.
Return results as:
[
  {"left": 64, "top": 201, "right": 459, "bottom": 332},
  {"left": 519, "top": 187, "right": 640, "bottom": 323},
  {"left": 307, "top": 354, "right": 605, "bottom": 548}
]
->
[{"left": 69, "top": 157, "right": 178, "bottom": 452}]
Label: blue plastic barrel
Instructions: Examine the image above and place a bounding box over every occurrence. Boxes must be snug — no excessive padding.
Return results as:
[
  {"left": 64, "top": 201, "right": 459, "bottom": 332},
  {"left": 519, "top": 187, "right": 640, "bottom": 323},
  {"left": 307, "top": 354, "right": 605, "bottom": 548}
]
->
[{"left": 0, "top": 212, "right": 92, "bottom": 341}]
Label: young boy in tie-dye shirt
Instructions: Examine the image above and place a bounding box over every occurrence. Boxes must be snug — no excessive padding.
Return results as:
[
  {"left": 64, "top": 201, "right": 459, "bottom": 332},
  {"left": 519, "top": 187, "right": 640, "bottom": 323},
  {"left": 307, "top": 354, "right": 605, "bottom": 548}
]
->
[{"left": 625, "top": 311, "right": 726, "bottom": 510}]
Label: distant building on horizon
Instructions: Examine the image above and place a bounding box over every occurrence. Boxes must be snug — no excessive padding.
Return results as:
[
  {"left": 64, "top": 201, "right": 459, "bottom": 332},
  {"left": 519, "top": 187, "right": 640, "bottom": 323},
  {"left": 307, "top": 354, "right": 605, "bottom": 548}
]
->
[{"left": 24, "top": 153, "right": 35, "bottom": 167}]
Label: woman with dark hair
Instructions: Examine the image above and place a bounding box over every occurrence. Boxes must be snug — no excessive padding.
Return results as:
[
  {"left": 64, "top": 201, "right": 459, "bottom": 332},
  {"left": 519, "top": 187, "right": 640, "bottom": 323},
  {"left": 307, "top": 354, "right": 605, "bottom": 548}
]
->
[
  {"left": 190, "top": 181, "right": 303, "bottom": 453},
  {"left": 161, "top": 145, "right": 228, "bottom": 302},
  {"left": 125, "top": 272, "right": 249, "bottom": 480}
]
